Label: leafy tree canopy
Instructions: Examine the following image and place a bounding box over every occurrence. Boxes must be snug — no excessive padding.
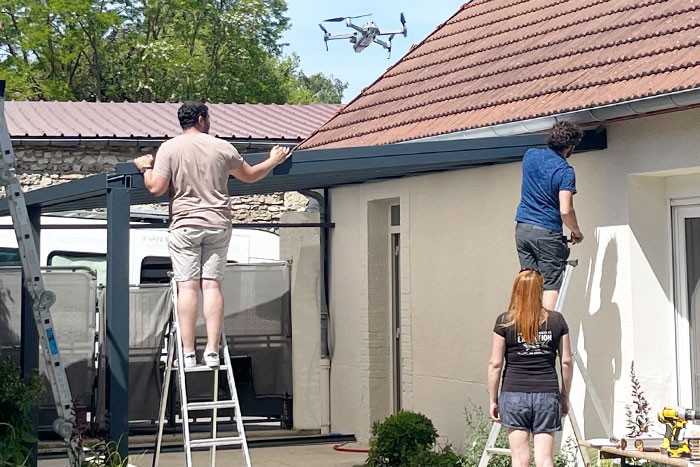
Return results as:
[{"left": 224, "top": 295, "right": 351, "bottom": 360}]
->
[{"left": 0, "top": 0, "right": 347, "bottom": 103}]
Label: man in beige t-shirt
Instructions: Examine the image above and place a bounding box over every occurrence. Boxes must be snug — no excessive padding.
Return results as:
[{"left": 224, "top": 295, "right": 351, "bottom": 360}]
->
[{"left": 134, "top": 101, "right": 291, "bottom": 368}]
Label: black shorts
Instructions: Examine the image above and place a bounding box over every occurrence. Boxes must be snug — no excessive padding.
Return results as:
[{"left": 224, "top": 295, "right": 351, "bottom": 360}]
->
[
  {"left": 515, "top": 222, "right": 569, "bottom": 290},
  {"left": 499, "top": 391, "right": 562, "bottom": 433}
]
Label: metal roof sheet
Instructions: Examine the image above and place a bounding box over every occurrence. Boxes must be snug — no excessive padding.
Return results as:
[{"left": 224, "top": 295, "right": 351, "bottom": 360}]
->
[
  {"left": 298, "top": 0, "right": 700, "bottom": 149},
  {"left": 6, "top": 101, "right": 342, "bottom": 141}
]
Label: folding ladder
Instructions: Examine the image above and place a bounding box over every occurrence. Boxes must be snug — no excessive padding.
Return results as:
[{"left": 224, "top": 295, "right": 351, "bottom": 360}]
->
[
  {"left": 478, "top": 260, "right": 613, "bottom": 467},
  {"left": 153, "top": 277, "right": 252, "bottom": 467},
  {"left": 0, "top": 80, "right": 82, "bottom": 465}
]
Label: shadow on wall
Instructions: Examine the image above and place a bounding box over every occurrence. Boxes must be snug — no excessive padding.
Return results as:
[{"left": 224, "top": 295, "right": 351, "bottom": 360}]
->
[{"left": 578, "top": 234, "right": 622, "bottom": 438}]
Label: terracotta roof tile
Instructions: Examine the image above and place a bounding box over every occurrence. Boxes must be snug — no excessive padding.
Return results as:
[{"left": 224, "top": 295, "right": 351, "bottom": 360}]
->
[
  {"left": 299, "top": 0, "right": 700, "bottom": 149},
  {"left": 7, "top": 101, "right": 342, "bottom": 141}
]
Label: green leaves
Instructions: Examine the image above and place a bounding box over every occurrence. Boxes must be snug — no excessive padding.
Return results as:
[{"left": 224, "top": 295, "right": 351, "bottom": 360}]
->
[
  {"left": 367, "top": 410, "right": 440, "bottom": 467},
  {"left": 0, "top": 0, "right": 347, "bottom": 103},
  {"left": 0, "top": 353, "right": 44, "bottom": 466}
]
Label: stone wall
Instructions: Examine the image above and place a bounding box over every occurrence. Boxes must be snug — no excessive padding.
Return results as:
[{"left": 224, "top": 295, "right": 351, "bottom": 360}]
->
[{"left": 13, "top": 143, "right": 308, "bottom": 220}]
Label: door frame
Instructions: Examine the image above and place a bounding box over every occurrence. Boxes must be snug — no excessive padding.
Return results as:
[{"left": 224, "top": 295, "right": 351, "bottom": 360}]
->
[
  {"left": 389, "top": 205, "right": 401, "bottom": 413},
  {"left": 671, "top": 202, "right": 700, "bottom": 406}
]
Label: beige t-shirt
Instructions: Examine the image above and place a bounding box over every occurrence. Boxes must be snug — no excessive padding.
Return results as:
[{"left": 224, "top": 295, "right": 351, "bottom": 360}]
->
[{"left": 153, "top": 133, "right": 244, "bottom": 230}]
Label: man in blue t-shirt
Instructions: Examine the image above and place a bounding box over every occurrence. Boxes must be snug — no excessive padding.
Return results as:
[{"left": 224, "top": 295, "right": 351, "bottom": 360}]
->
[{"left": 515, "top": 122, "right": 584, "bottom": 310}]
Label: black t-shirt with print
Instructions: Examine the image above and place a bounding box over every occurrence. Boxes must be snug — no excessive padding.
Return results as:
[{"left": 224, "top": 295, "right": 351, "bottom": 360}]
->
[{"left": 493, "top": 311, "right": 569, "bottom": 393}]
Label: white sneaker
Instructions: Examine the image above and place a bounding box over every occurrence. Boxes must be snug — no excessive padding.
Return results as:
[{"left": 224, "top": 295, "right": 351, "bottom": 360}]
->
[
  {"left": 203, "top": 350, "right": 220, "bottom": 367},
  {"left": 183, "top": 352, "right": 197, "bottom": 369}
]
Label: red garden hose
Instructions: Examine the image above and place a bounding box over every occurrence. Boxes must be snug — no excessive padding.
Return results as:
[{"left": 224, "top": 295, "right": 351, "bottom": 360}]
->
[{"left": 333, "top": 442, "right": 369, "bottom": 453}]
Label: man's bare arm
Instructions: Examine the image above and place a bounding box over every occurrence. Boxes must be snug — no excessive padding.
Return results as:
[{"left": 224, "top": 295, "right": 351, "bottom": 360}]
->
[
  {"left": 231, "top": 145, "right": 291, "bottom": 183},
  {"left": 559, "top": 190, "right": 583, "bottom": 244},
  {"left": 134, "top": 154, "right": 169, "bottom": 197}
]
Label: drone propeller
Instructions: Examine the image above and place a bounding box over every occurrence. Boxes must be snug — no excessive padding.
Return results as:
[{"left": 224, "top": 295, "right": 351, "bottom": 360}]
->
[
  {"left": 400, "top": 12, "right": 406, "bottom": 26},
  {"left": 318, "top": 24, "right": 329, "bottom": 50},
  {"left": 323, "top": 14, "right": 371, "bottom": 22}
]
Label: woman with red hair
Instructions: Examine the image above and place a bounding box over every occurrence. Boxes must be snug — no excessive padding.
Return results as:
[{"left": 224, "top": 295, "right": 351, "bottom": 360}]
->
[{"left": 488, "top": 269, "right": 573, "bottom": 467}]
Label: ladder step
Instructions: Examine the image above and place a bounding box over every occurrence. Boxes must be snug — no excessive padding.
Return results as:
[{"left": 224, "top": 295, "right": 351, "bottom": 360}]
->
[
  {"left": 486, "top": 448, "right": 511, "bottom": 456},
  {"left": 187, "top": 400, "right": 237, "bottom": 411},
  {"left": 190, "top": 436, "right": 244, "bottom": 449},
  {"left": 178, "top": 364, "right": 230, "bottom": 373}
]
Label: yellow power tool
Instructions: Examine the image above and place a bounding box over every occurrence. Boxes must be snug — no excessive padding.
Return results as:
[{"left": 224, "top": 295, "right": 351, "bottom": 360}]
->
[{"left": 658, "top": 406, "right": 700, "bottom": 458}]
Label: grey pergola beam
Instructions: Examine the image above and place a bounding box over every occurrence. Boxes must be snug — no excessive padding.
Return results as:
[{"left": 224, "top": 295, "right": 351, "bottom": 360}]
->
[
  {"left": 116, "top": 129, "right": 607, "bottom": 197},
  {"left": 105, "top": 187, "right": 130, "bottom": 459},
  {"left": 0, "top": 130, "right": 607, "bottom": 215}
]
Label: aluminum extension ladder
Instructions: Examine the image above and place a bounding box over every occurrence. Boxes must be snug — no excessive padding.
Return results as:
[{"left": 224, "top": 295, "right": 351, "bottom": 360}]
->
[
  {"left": 0, "top": 80, "right": 82, "bottom": 465},
  {"left": 153, "top": 277, "right": 252, "bottom": 467},
  {"left": 478, "top": 260, "right": 614, "bottom": 467}
]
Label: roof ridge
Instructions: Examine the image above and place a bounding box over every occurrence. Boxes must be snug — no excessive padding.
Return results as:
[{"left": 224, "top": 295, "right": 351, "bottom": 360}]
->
[
  {"left": 305, "top": 59, "right": 700, "bottom": 147},
  {"left": 343, "top": 11, "right": 700, "bottom": 114},
  {"left": 384, "top": 0, "right": 671, "bottom": 78},
  {"left": 423, "top": 0, "right": 571, "bottom": 47}
]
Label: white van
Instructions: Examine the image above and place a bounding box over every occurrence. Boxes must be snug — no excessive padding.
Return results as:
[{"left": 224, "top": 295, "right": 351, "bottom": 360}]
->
[{"left": 0, "top": 211, "right": 280, "bottom": 285}]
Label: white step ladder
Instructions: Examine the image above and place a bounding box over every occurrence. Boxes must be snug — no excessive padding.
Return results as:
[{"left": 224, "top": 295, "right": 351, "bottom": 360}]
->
[
  {"left": 153, "top": 277, "right": 252, "bottom": 467},
  {"left": 478, "top": 260, "right": 613, "bottom": 467},
  {"left": 0, "top": 80, "right": 82, "bottom": 465}
]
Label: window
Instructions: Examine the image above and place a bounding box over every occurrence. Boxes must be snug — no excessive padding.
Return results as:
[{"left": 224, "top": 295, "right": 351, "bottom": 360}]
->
[
  {"left": 0, "top": 247, "right": 20, "bottom": 267},
  {"left": 140, "top": 256, "right": 172, "bottom": 284},
  {"left": 48, "top": 251, "right": 106, "bottom": 285}
]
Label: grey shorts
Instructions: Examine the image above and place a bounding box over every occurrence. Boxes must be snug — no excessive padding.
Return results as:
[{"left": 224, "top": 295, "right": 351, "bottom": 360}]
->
[
  {"left": 515, "top": 222, "right": 569, "bottom": 290},
  {"left": 168, "top": 226, "right": 232, "bottom": 281},
  {"left": 499, "top": 391, "right": 562, "bottom": 433}
]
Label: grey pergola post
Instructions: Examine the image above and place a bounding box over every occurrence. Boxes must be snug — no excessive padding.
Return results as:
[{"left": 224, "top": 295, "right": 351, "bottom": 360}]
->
[
  {"left": 20, "top": 205, "right": 41, "bottom": 467},
  {"left": 106, "top": 186, "right": 130, "bottom": 459}
]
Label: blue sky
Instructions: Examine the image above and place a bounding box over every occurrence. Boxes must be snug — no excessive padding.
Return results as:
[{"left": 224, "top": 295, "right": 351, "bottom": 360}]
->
[{"left": 282, "top": 1, "right": 463, "bottom": 103}]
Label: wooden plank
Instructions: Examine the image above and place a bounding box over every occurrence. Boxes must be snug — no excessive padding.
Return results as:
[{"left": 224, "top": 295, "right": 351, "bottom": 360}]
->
[{"left": 580, "top": 441, "right": 689, "bottom": 467}]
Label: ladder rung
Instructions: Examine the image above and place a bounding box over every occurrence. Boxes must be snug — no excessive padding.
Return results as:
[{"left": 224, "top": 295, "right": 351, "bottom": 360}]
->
[
  {"left": 187, "top": 400, "right": 237, "bottom": 411},
  {"left": 190, "top": 436, "right": 244, "bottom": 449},
  {"left": 486, "top": 448, "right": 511, "bottom": 456},
  {"left": 178, "top": 364, "right": 230, "bottom": 373}
]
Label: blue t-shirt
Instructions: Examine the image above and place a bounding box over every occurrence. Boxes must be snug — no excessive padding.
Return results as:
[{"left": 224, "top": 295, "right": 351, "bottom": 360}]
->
[{"left": 515, "top": 147, "right": 576, "bottom": 232}]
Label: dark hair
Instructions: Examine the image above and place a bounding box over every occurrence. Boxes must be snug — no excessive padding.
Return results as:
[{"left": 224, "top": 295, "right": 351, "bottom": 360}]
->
[
  {"left": 546, "top": 121, "right": 584, "bottom": 153},
  {"left": 177, "top": 101, "right": 208, "bottom": 129}
]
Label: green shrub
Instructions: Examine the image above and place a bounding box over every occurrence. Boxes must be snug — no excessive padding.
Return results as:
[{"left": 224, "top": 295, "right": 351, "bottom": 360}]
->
[
  {"left": 367, "top": 410, "right": 439, "bottom": 467},
  {"left": 0, "top": 353, "right": 43, "bottom": 466}
]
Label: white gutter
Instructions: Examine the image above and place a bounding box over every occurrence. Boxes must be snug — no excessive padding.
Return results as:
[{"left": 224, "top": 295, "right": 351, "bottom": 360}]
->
[{"left": 412, "top": 88, "right": 700, "bottom": 142}]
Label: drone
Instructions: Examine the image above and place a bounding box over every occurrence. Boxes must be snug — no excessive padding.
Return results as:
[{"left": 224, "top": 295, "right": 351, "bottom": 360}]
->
[{"left": 319, "top": 13, "right": 407, "bottom": 58}]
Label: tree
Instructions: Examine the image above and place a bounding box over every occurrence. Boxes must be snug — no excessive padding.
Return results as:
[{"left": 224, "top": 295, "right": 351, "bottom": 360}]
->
[
  {"left": 297, "top": 71, "right": 347, "bottom": 104},
  {"left": 0, "top": 0, "right": 347, "bottom": 104}
]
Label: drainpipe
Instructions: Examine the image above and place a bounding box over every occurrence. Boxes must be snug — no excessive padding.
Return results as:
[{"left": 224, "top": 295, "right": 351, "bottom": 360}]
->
[
  {"left": 298, "top": 188, "right": 332, "bottom": 434},
  {"left": 298, "top": 189, "right": 330, "bottom": 358}
]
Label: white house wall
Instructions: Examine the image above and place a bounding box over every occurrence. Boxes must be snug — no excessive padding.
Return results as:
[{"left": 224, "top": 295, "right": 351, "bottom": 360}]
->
[{"left": 328, "top": 107, "right": 700, "bottom": 446}]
